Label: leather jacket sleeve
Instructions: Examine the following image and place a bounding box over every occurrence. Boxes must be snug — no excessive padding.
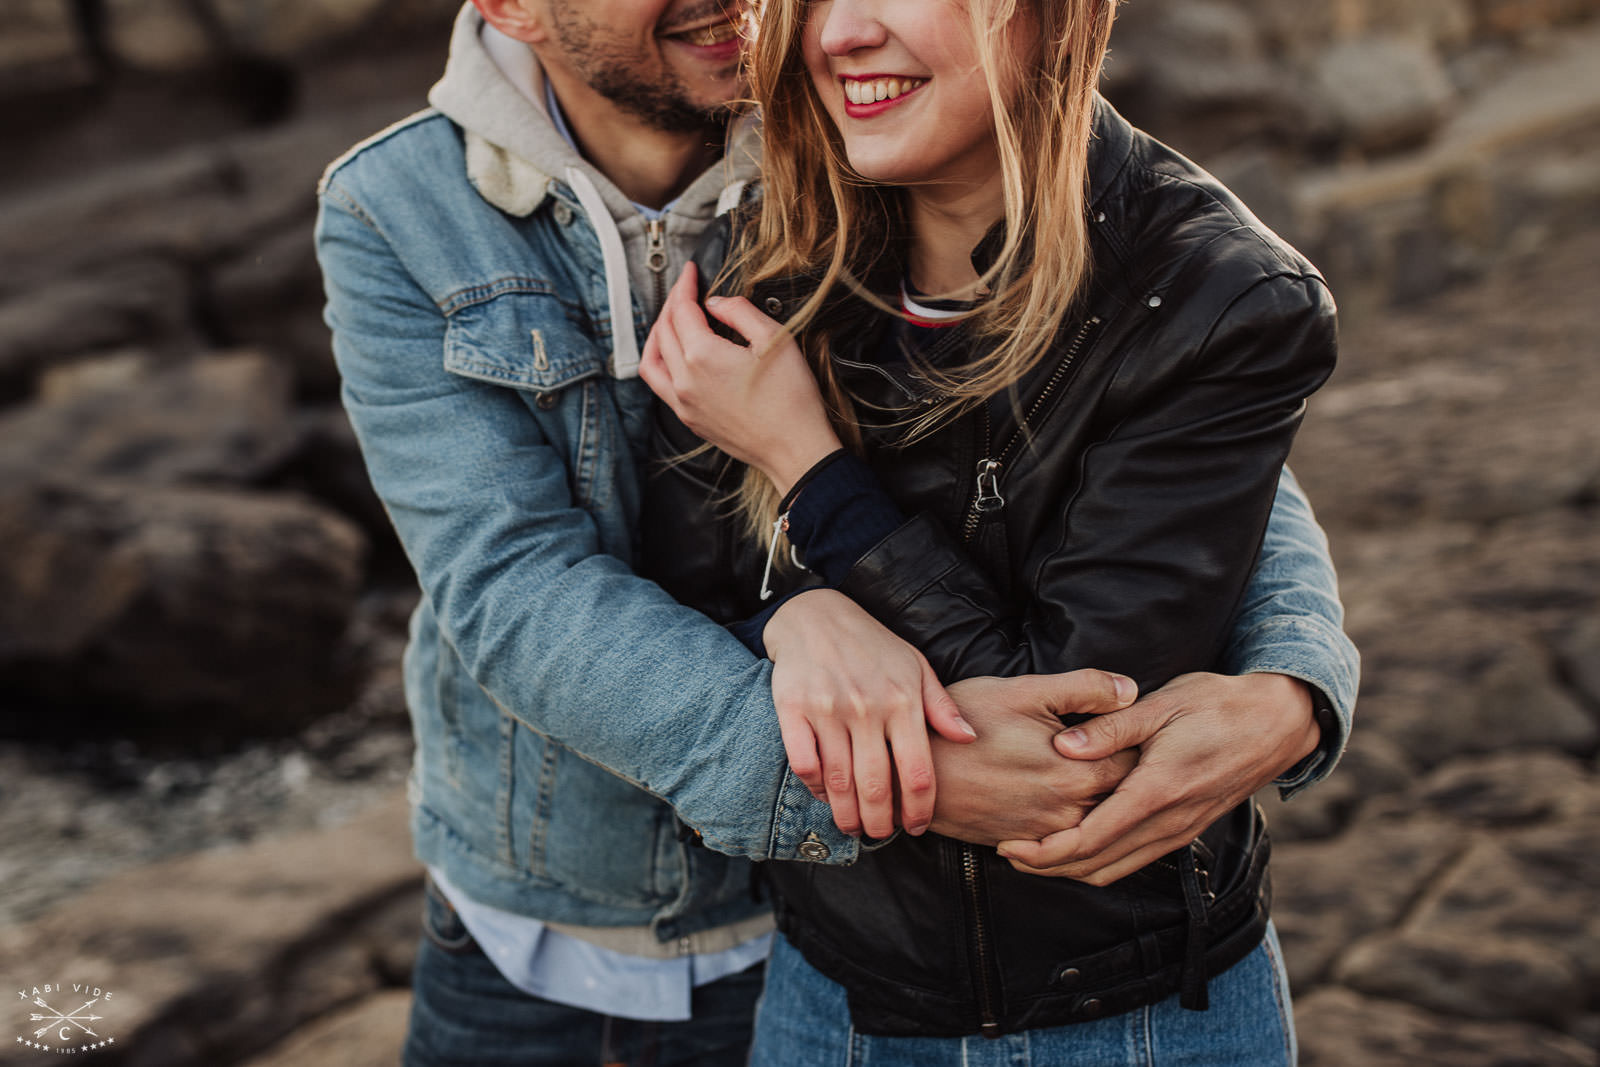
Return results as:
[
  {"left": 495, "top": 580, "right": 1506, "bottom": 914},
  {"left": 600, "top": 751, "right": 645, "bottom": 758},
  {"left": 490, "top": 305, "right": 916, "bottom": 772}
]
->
[{"left": 838, "top": 273, "right": 1340, "bottom": 699}]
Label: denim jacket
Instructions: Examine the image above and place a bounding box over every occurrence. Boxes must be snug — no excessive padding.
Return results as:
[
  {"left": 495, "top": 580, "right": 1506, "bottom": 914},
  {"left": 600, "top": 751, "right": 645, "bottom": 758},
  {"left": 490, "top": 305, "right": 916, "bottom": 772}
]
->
[{"left": 314, "top": 6, "right": 1356, "bottom": 941}]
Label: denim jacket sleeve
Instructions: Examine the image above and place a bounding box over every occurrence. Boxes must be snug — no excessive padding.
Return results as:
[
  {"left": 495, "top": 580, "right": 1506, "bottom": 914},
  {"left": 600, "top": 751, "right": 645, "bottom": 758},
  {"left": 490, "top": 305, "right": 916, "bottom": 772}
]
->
[
  {"left": 1223, "top": 466, "right": 1359, "bottom": 797},
  {"left": 315, "top": 183, "right": 857, "bottom": 865}
]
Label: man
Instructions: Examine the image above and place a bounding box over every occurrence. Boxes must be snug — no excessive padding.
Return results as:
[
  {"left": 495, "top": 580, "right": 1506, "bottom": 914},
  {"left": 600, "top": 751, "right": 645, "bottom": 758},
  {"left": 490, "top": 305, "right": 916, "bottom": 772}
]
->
[{"left": 315, "top": 2, "right": 1358, "bottom": 1064}]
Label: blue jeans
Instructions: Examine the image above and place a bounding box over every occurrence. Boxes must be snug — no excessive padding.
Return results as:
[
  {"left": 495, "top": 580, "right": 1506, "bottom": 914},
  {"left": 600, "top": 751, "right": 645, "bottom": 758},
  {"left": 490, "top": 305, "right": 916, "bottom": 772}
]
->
[
  {"left": 751, "top": 925, "right": 1297, "bottom": 1066},
  {"left": 403, "top": 879, "right": 762, "bottom": 1066}
]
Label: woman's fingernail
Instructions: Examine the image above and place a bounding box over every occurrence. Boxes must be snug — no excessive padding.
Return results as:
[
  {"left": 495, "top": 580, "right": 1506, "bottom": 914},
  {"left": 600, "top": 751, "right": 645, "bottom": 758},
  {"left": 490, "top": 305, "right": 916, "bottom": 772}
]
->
[
  {"left": 706, "top": 295, "right": 723, "bottom": 307},
  {"left": 957, "top": 716, "right": 977, "bottom": 739}
]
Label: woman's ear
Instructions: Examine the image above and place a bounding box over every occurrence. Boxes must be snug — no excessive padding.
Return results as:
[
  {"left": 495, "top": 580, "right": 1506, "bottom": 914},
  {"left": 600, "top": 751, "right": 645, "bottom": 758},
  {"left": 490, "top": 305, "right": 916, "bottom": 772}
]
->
[{"left": 471, "top": 0, "right": 549, "bottom": 44}]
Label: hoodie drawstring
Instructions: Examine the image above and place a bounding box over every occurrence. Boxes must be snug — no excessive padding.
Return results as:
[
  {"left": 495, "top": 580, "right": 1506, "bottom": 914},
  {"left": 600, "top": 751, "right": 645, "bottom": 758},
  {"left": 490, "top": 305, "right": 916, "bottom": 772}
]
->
[{"left": 564, "top": 166, "right": 641, "bottom": 379}]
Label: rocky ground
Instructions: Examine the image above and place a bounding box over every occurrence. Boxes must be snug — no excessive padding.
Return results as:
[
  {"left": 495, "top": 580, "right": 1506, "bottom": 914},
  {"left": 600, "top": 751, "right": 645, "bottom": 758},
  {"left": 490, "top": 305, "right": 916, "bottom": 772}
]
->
[{"left": 2, "top": 1, "right": 1598, "bottom": 1064}]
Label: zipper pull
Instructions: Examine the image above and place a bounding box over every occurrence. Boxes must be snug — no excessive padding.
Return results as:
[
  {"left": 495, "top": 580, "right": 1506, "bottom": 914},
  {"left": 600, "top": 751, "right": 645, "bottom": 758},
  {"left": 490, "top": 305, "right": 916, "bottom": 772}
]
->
[
  {"left": 759, "top": 512, "right": 790, "bottom": 601},
  {"left": 974, "top": 459, "right": 1005, "bottom": 513},
  {"left": 645, "top": 218, "right": 668, "bottom": 275}
]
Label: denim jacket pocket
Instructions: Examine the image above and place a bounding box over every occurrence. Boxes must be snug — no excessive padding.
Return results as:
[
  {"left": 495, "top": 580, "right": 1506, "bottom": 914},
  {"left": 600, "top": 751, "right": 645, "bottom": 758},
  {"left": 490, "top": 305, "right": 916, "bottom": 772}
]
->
[{"left": 443, "top": 286, "right": 607, "bottom": 394}]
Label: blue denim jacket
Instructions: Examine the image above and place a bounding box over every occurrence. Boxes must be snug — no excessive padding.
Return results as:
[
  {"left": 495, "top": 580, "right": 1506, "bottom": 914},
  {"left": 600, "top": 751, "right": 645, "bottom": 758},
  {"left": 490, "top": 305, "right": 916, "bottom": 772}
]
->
[{"left": 314, "top": 24, "right": 1356, "bottom": 940}]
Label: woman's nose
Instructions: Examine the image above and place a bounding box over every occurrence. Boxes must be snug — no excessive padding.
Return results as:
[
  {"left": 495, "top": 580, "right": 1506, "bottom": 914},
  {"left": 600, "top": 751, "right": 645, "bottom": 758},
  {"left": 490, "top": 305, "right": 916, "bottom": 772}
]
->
[{"left": 815, "top": 0, "right": 889, "bottom": 56}]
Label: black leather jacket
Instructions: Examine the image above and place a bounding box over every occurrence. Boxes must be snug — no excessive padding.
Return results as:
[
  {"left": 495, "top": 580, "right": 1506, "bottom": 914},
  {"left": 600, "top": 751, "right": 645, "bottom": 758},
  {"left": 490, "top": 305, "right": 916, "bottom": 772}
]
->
[{"left": 642, "top": 99, "right": 1337, "bottom": 1037}]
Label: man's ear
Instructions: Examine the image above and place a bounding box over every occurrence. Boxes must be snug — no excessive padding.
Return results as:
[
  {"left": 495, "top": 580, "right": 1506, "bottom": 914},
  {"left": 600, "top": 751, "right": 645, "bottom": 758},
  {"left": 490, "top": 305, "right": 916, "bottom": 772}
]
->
[{"left": 471, "top": 0, "right": 548, "bottom": 44}]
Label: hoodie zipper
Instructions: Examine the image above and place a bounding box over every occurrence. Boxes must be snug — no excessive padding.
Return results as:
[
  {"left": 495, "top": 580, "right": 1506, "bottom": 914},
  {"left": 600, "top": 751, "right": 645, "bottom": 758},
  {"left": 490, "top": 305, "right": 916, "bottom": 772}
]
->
[
  {"left": 960, "top": 316, "right": 1103, "bottom": 541},
  {"left": 646, "top": 217, "right": 669, "bottom": 314}
]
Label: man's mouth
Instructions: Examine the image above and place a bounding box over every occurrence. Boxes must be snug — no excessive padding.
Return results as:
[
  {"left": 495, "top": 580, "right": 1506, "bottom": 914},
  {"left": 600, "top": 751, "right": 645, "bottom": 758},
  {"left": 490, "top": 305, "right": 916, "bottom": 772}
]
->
[{"left": 842, "top": 77, "right": 927, "bottom": 106}]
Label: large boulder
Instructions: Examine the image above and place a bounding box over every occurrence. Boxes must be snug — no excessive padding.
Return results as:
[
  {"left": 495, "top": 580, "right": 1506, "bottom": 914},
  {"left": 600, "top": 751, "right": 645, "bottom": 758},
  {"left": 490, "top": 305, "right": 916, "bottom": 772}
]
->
[
  {"left": 0, "top": 351, "right": 301, "bottom": 485},
  {"left": 0, "top": 478, "right": 366, "bottom": 738}
]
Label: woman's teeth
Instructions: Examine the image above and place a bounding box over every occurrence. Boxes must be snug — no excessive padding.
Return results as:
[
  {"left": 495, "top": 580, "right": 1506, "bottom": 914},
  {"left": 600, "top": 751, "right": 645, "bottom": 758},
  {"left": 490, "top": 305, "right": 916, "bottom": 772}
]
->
[{"left": 843, "top": 78, "right": 925, "bottom": 105}]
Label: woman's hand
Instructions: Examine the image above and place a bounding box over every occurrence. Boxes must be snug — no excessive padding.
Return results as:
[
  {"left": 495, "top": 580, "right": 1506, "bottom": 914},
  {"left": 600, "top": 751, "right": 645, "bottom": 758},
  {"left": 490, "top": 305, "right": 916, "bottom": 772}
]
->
[
  {"left": 763, "top": 589, "right": 977, "bottom": 840},
  {"left": 640, "top": 262, "right": 842, "bottom": 496}
]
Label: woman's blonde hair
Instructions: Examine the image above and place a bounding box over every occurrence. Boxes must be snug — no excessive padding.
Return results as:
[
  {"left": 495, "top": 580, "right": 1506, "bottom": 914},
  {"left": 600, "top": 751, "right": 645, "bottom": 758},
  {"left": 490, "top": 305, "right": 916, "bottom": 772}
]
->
[{"left": 732, "top": 0, "right": 1119, "bottom": 545}]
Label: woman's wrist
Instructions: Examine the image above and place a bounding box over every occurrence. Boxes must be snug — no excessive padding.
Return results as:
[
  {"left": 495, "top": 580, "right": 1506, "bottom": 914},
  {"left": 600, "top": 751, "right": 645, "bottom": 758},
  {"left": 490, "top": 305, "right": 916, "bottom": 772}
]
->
[{"left": 766, "top": 426, "right": 845, "bottom": 497}]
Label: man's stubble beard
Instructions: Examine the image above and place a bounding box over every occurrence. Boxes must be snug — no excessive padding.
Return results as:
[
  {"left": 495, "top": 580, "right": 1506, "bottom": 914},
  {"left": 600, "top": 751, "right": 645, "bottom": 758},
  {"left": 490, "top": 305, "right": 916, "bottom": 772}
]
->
[{"left": 547, "top": 3, "right": 737, "bottom": 134}]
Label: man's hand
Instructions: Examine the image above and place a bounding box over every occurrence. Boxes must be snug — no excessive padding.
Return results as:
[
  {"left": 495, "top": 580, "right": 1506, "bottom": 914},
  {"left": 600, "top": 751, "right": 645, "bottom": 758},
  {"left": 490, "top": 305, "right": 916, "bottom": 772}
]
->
[
  {"left": 930, "top": 672, "right": 1140, "bottom": 847},
  {"left": 996, "top": 671, "right": 1321, "bottom": 884},
  {"left": 764, "top": 590, "right": 977, "bottom": 841}
]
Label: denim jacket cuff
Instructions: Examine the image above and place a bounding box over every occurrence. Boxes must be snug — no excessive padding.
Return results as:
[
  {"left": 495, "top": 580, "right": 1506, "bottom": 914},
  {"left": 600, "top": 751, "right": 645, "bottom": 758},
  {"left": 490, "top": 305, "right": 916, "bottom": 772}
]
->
[
  {"left": 1225, "top": 616, "right": 1358, "bottom": 800},
  {"left": 768, "top": 770, "right": 861, "bottom": 865}
]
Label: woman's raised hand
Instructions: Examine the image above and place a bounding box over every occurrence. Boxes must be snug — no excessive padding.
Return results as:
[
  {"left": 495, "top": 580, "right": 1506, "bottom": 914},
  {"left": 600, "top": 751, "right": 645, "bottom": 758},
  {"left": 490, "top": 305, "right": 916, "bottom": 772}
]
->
[
  {"left": 763, "top": 589, "right": 977, "bottom": 840},
  {"left": 640, "top": 263, "right": 843, "bottom": 496}
]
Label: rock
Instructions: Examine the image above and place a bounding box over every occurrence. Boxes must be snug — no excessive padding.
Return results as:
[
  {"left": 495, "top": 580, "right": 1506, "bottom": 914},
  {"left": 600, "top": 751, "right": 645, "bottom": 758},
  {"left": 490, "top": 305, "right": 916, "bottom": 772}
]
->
[
  {"left": 1335, "top": 928, "right": 1586, "bottom": 1026},
  {"left": 1258, "top": 731, "right": 1414, "bottom": 842},
  {"left": 1331, "top": 825, "right": 1600, "bottom": 1032},
  {"left": 1270, "top": 817, "right": 1468, "bottom": 989},
  {"left": 269, "top": 407, "right": 397, "bottom": 561},
  {"left": 1309, "top": 36, "right": 1457, "bottom": 155},
  {"left": 240, "top": 990, "right": 410, "bottom": 1067},
  {"left": 1296, "top": 986, "right": 1596, "bottom": 1066},
  {"left": 1356, "top": 644, "right": 1598, "bottom": 768},
  {"left": 0, "top": 794, "right": 418, "bottom": 1067},
  {"left": 1392, "top": 751, "right": 1599, "bottom": 827},
  {"left": 1419, "top": 822, "right": 1600, "bottom": 995},
  {"left": 0, "top": 351, "right": 300, "bottom": 486},
  {"left": 1106, "top": 2, "right": 1301, "bottom": 159},
  {"left": 101, "top": 0, "right": 447, "bottom": 71},
  {"left": 1555, "top": 613, "right": 1600, "bottom": 709},
  {"left": 0, "top": 478, "right": 366, "bottom": 738},
  {"left": 0, "top": 261, "right": 194, "bottom": 400},
  {"left": 209, "top": 226, "right": 337, "bottom": 394},
  {"left": 0, "top": 102, "right": 406, "bottom": 293},
  {"left": 1478, "top": 0, "right": 1600, "bottom": 37},
  {"left": 0, "top": 0, "right": 96, "bottom": 100}
]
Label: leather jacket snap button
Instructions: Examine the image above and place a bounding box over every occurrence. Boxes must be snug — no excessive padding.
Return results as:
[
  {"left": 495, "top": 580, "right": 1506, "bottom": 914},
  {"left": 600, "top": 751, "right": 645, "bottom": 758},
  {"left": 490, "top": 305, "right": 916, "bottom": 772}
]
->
[
  {"left": 798, "top": 839, "right": 830, "bottom": 861},
  {"left": 1077, "top": 998, "right": 1104, "bottom": 1019},
  {"left": 1052, "top": 966, "right": 1081, "bottom": 989},
  {"left": 763, "top": 296, "right": 784, "bottom": 316}
]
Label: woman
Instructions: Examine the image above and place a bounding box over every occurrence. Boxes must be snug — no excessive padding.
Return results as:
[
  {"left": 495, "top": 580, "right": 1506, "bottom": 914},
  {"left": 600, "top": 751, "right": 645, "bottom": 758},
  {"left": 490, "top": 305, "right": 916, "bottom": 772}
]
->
[{"left": 639, "top": 0, "right": 1337, "bottom": 1060}]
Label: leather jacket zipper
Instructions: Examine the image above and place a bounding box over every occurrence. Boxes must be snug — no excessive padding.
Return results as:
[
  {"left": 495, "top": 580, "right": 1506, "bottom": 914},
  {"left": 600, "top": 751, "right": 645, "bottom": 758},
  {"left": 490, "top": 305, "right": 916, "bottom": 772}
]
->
[
  {"left": 957, "top": 412, "right": 1003, "bottom": 1034},
  {"left": 960, "top": 316, "right": 1103, "bottom": 537},
  {"left": 952, "top": 315, "right": 1105, "bottom": 1035},
  {"left": 961, "top": 843, "right": 1004, "bottom": 1037},
  {"left": 646, "top": 217, "right": 669, "bottom": 313}
]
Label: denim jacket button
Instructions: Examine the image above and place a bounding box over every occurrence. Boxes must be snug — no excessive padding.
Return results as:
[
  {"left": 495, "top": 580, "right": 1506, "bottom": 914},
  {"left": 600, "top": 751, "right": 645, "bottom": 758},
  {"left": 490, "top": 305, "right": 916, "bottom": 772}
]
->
[
  {"left": 798, "top": 838, "right": 830, "bottom": 862},
  {"left": 536, "top": 392, "right": 558, "bottom": 410},
  {"left": 553, "top": 201, "right": 574, "bottom": 226}
]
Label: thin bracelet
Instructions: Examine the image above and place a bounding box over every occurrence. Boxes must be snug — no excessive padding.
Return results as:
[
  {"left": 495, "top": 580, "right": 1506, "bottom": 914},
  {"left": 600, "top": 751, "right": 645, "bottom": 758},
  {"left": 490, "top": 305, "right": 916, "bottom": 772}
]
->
[{"left": 779, "top": 448, "right": 850, "bottom": 512}]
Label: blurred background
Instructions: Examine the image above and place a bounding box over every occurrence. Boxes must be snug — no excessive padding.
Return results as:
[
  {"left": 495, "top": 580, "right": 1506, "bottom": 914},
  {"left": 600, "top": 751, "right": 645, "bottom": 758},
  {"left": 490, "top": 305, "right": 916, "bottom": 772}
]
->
[{"left": 1, "top": 1, "right": 1596, "bottom": 1064}]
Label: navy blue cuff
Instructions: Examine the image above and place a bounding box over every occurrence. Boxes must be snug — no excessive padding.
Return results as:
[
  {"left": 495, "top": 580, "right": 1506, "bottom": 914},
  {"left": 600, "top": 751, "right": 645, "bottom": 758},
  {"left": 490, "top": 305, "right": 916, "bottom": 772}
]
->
[{"left": 785, "top": 452, "right": 906, "bottom": 586}]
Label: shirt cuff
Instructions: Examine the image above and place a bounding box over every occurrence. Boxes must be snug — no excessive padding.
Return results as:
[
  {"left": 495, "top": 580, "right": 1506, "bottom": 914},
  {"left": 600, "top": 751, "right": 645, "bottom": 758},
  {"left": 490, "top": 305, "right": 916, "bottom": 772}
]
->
[{"left": 784, "top": 452, "right": 906, "bottom": 585}]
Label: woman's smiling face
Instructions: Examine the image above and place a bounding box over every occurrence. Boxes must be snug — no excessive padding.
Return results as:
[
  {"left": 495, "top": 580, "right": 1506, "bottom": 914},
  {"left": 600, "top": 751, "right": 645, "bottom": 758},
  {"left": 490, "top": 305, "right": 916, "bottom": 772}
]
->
[{"left": 801, "top": 0, "right": 1008, "bottom": 191}]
